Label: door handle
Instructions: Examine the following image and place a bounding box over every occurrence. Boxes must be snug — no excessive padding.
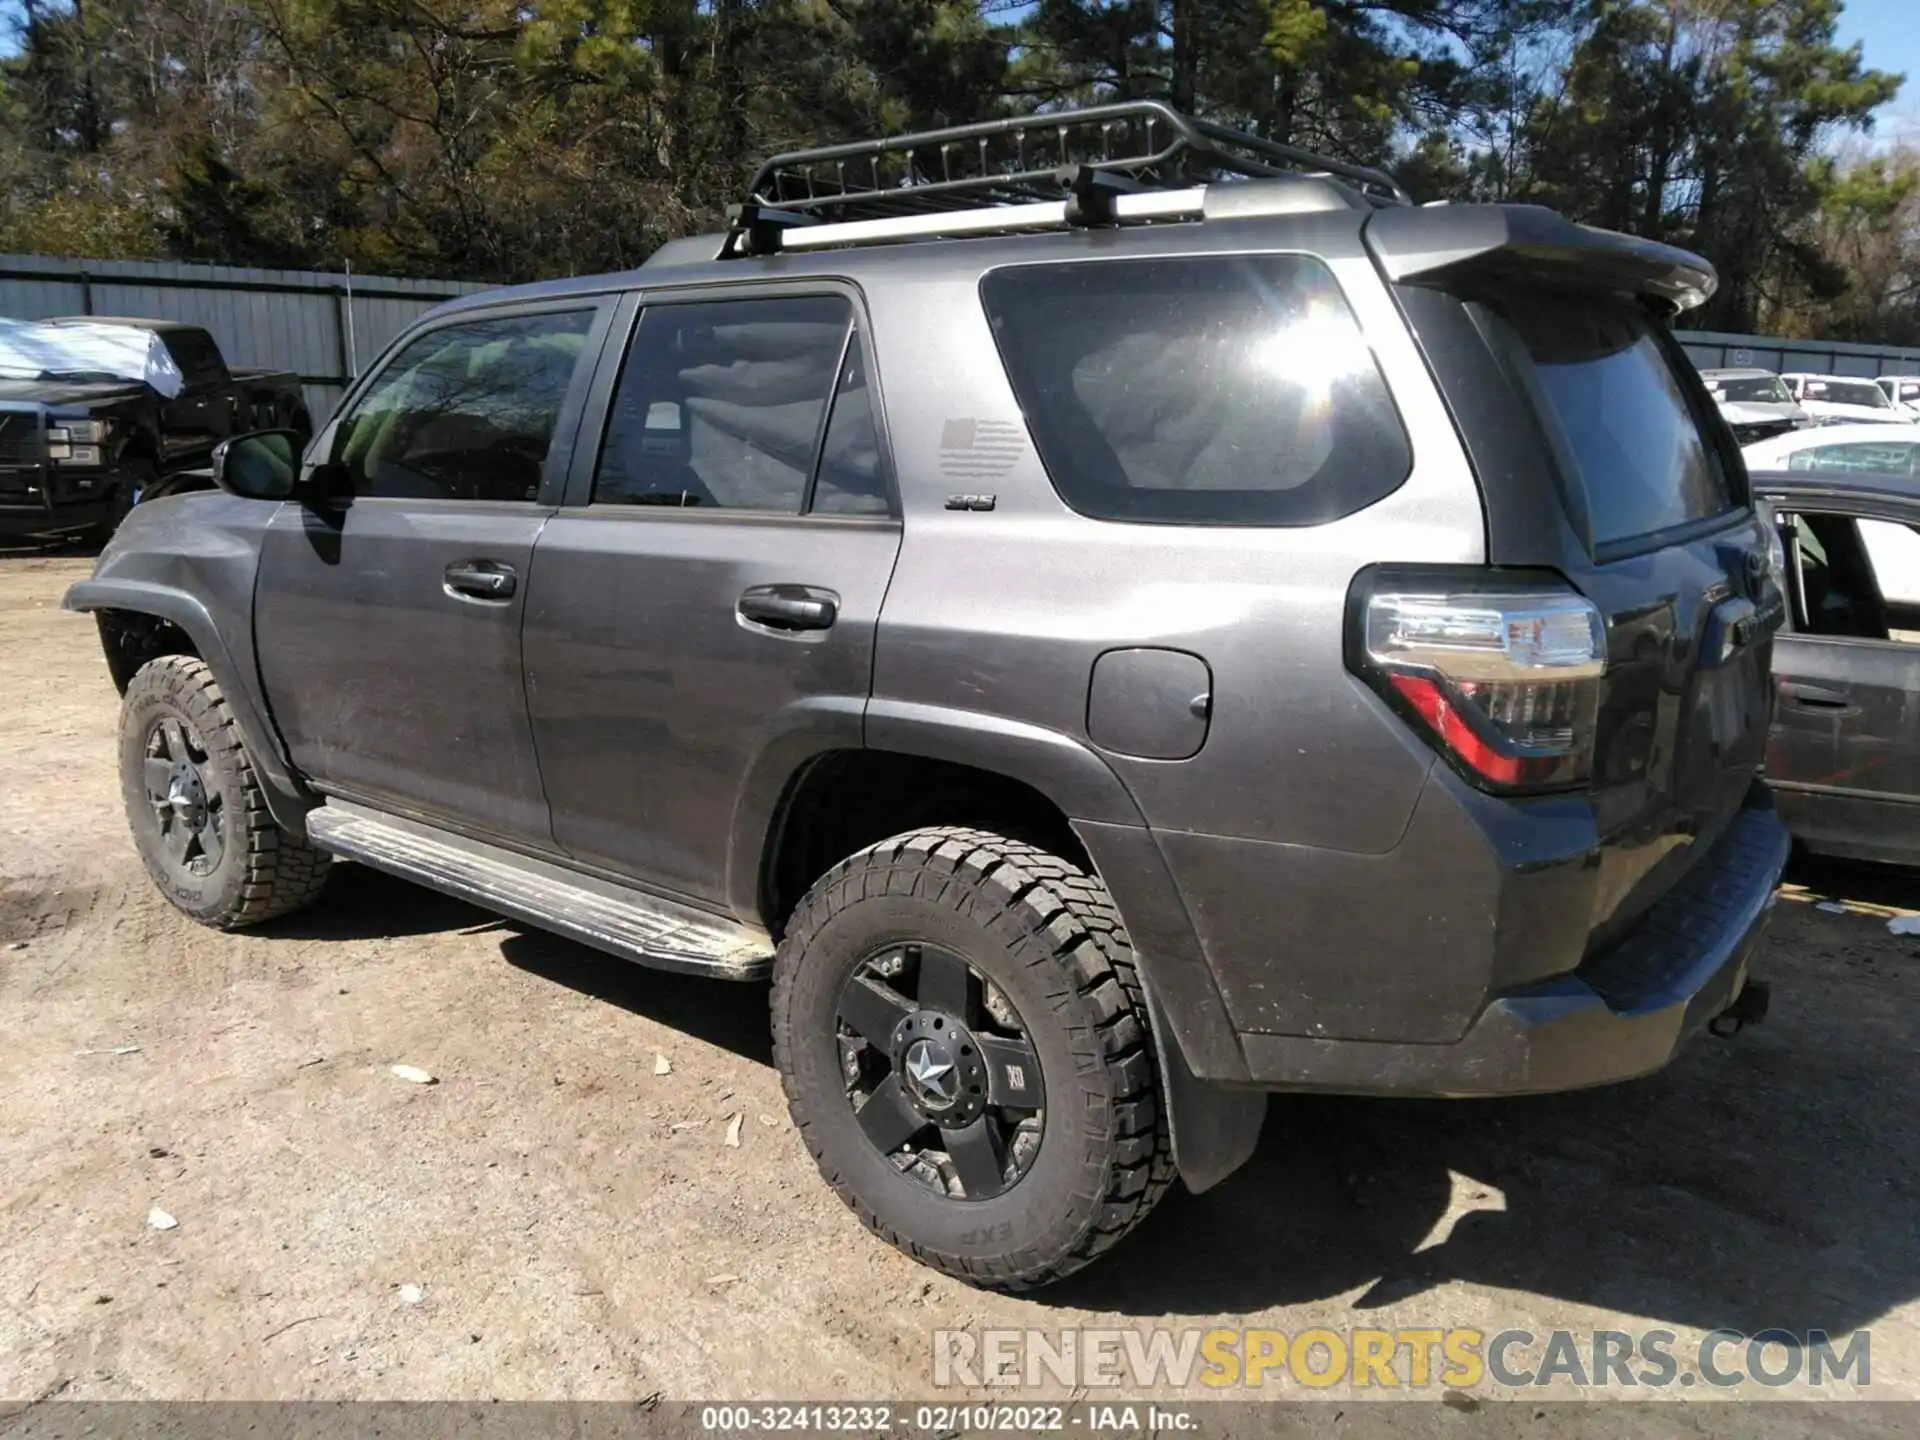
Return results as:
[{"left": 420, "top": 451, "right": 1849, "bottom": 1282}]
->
[
  {"left": 738, "top": 585, "right": 837, "bottom": 632},
  {"left": 444, "top": 560, "right": 516, "bottom": 601},
  {"left": 1780, "top": 681, "right": 1853, "bottom": 709}
]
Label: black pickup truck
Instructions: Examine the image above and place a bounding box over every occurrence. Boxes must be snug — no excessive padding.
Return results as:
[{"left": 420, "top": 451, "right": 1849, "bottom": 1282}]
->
[{"left": 0, "top": 316, "right": 310, "bottom": 541}]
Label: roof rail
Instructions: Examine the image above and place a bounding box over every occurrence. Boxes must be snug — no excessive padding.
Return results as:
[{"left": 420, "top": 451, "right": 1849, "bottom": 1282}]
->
[{"left": 727, "top": 101, "right": 1409, "bottom": 256}]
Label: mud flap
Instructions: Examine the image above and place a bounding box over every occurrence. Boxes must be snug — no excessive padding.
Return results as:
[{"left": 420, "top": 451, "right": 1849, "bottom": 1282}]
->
[{"left": 1143, "top": 986, "right": 1266, "bottom": 1193}]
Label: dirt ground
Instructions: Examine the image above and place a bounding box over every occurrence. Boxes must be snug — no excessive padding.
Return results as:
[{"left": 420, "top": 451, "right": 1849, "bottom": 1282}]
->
[{"left": 2, "top": 546, "right": 1918, "bottom": 1420}]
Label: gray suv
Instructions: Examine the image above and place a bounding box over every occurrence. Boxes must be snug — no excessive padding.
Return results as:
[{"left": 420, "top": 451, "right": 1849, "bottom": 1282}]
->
[{"left": 66, "top": 104, "right": 1789, "bottom": 1289}]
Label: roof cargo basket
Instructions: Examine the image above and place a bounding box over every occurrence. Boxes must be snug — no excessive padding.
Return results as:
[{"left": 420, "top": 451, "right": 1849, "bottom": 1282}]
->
[{"left": 727, "top": 101, "right": 1409, "bottom": 256}]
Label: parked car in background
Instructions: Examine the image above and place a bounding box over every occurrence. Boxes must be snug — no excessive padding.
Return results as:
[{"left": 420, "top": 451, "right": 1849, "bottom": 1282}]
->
[
  {"left": 1875, "top": 375, "right": 1920, "bottom": 418},
  {"left": 1752, "top": 467, "right": 1920, "bottom": 867},
  {"left": 1740, "top": 424, "right": 1920, "bottom": 600},
  {"left": 0, "top": 316, "right": 309, "bottom": 542},
  {"left": 1742, "top": 421, "right": 1920, "bottom": 479},
  {"left": 1780, "top": 372, "right": 1905, "bottom": 426},
  {"left": 1699, "top": 367, "right": 1812, "bottom": 446}
]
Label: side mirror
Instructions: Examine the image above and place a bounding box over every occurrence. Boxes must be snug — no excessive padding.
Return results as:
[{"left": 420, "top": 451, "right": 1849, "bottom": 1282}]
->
[{"left": 211, "top": 430, "right": 305, "bottom": 501}]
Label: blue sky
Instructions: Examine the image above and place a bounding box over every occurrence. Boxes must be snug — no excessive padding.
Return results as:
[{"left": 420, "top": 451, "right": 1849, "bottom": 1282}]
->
[{"left": 1837, "top": 0, "right": 1919, "bottom": 143}]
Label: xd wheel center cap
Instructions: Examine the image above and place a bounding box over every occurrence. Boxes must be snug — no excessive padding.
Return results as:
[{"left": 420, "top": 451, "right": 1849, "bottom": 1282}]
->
[
  {"left": 904, "top": 1038, "right": 958, "bottom": 1108},
  {"left": 891, "top": 1010, "right": 989, "bottom": 1127}
]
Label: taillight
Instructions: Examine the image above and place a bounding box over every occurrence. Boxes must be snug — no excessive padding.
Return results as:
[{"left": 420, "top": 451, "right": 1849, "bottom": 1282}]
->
[{"left": 1349, "top": 571, "right": 1606, "bottom": 793}]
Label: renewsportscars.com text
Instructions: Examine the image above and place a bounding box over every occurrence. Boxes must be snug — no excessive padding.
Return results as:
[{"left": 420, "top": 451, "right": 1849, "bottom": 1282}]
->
[{"left": 933, "top": 1326, "right": 1871, "bottom": 1392}]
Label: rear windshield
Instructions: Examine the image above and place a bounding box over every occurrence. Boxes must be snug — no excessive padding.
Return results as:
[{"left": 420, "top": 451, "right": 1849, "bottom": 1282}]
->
[
  {"left": 1494, "top": 293, "right": 1735, "bottom": 545},
  {"left": 980, "top": 255, "right": 1411, "bottom": 526}
]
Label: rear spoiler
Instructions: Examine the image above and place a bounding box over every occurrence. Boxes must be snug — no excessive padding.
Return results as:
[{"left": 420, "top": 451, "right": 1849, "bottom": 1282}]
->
[{"left": 1364, "top": 204, "right": 1716, "bottom": 314}]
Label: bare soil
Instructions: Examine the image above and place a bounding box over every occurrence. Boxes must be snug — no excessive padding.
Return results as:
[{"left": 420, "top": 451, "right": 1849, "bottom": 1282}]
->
[{"left": 2, "top": 547, "right": 1917, "bottom": 1418}]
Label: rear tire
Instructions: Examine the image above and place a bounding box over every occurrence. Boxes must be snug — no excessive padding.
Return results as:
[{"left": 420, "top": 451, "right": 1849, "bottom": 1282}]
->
[
  {"left": 771, "top": 827, "right": 1174, "bottom": 1289},
  {"left": 119, "top": 655, "right": 330, "bottom": 928}
]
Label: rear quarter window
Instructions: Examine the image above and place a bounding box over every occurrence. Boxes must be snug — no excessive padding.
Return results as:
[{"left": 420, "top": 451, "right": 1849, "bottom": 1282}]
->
[{"left": 979, "top": 254, "right": 1411, "bottom": 526}]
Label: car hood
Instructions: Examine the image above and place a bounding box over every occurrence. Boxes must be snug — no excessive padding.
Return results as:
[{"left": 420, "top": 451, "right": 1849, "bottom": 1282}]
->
[
  {"left": 1718, "top": 399, "right": 1805, "bottom": 425},
  {"left": 0, "top": 377, "right": 151, "bottom": 407}
]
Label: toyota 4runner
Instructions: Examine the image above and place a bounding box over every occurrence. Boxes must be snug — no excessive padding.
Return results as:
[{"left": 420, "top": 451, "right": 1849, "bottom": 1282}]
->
[{"left": 66, "top": 103, "right": 1790, "bottom": 1290}]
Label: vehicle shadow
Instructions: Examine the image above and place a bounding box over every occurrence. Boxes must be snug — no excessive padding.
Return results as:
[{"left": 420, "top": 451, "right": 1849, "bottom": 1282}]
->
[
  {"left": 1785, "top": 849, "right": 1920, "bottom": 912},
  {"left": 1049, "top": 1009, "right": 1912, "bottom": 1339},
  {"left": 254, "top": 864, "right": 776, "bottom": 1061},
  {"left": 498, "top": 924, "right": 775, "bottom": 1067},
  {"left": 256, "top": 862, "right": 494, "bottom": 941}
]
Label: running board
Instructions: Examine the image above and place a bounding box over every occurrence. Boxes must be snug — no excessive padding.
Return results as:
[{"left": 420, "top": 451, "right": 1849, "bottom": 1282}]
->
[{"left": 305, "top": 801, "right": 774, "bottom": 981}]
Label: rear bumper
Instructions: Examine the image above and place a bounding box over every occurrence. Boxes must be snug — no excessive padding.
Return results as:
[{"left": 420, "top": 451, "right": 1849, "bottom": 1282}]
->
[{"left": 1236, "top": 796, "right": 1787, "bottom": 1096}]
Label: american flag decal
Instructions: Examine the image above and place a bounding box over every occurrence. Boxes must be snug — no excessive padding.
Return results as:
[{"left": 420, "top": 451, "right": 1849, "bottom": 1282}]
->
[{"left": 938, "top": 417, "right": 1026, "bottom": 479}]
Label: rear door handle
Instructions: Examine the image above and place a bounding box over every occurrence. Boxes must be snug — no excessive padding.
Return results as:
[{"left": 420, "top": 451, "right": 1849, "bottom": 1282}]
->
[
  {"left": 444, "top": 560, "right": 516, "bottom": 601},
  {"left": 1780, "top": 681, "right": 1854, "bottom": 709},
  {"left": 738, "top": 585, "right": 838, "bottom": 632}
]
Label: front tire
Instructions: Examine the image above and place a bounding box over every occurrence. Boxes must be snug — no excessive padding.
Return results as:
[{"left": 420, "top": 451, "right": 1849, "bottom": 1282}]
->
[
  {"left": 772, "top": 827, "right": 1174, "bottom": 1289},
  {"left": 119, "top": 655, "right": 330, "bottom": 928}
]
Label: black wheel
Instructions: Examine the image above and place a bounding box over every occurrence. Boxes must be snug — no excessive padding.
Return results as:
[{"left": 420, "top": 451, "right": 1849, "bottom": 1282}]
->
[
  {"left": 119, "top": 655, "right": 330, "bottom": 928},
  {"left": 88, "top": 457, "right": 154, "bottom": 544},
  {"left": 772, "top": 827, "right": 1174, "bottom": 1289}
]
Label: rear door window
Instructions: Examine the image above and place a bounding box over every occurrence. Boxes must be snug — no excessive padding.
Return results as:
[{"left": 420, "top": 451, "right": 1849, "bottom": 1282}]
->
[
  {"left": 980, "top": 255, "right": 1411, "bottom": 526},
  {"left": 1491, "top": 292, "right": 1735, "bottom": 546},
  {"left": 595, "top": 296, "right": 853, "bottom": 511}
]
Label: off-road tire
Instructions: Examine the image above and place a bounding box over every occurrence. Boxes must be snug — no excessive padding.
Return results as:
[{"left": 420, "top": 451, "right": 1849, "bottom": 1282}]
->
[
  {"left": 119, "top": 654, "right": 330, "bottom": 928},
  {"left": 771, "top": 827, "right": 1175, "bottom": 1289}
]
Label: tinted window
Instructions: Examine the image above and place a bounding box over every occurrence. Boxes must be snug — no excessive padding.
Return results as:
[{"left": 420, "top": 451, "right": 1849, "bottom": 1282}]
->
[
  {"left": 334, "top": 310, "right": 593, "bottom": 501},
  {"left": 1786, "top": 441, "right": 1920, "bottom": 476},
  {"left": 164, "top": 328, "right": 228, "bottom": 387},
  {"left": 596, "top": 296, "right": 851, "bottom": 510},
  {"left": 981, "top": 256, "right": 1411, "bottom": 526},
  {"left": 1496, "top": 293, "right": 1734, "bottom": 545},
  {"left": 811, "top": 337, "right": 888, "bottom": 515}
]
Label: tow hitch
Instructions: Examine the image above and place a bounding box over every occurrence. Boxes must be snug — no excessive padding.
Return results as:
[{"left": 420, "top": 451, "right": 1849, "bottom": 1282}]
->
[{"left": 1709, "top": 979, "right": 1770, "bottom": 1039}]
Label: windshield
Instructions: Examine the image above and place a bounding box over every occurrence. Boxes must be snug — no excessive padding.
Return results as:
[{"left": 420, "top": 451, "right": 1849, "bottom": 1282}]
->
[
  {"left": 0, "top": 320, "right": 184, "bottom": 397},
  {"left": 1800, "top": 377, "right": 1890, "bottom": 409},
  {"left": 1708, "top": 375, "right": 1789, "bottom": 403}
]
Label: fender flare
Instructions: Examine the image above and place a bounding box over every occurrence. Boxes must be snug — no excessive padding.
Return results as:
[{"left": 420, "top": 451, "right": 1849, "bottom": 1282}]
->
[{"left": 64, "top": 578, "right": 316, "bottom": 835}]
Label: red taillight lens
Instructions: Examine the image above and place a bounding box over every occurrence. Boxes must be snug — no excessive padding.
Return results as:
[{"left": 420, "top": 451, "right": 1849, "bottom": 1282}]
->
[{"left": 1354, "top": 577, "right": 1607, "bottom": 793}]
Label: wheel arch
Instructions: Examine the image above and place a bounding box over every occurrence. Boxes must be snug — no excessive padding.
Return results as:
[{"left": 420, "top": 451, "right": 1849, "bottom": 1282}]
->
[
  {"left": 734, "top": 702, "right": 1263, "bottom": 1189},
  {"left": 66, "top": 580, "right": 315, "bottom": 835}
]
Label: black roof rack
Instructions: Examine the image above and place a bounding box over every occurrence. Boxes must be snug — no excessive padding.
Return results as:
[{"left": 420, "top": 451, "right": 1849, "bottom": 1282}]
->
[{"left": 733, "top": 101, "right": 1410, "bottom": 247}]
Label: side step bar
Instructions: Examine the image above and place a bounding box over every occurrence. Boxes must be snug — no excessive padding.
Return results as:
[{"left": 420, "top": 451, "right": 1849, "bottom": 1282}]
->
[{"left": 306, "top": 801, "right": 775, "bottom": 981}]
